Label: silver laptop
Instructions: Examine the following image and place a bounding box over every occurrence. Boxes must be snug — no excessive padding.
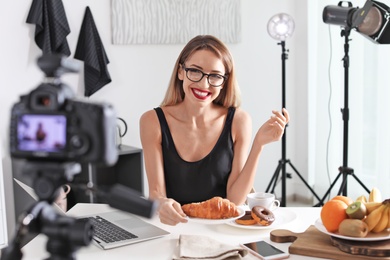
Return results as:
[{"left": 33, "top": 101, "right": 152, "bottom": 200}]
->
[
  {"left": 14, "top": 178, "right": 170, "bottom": 250},
  {"left": 79, "top": 210, "right": 170, "bottom": 250}
]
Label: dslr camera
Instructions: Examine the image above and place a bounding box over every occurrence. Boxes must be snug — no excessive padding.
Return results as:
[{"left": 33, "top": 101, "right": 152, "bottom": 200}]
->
[{"left": 9, "top": 54, "right": 117, "bottom": 166}]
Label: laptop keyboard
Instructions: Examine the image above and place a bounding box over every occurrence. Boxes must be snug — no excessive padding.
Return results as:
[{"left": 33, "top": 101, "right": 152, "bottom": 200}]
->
[{"left": 85, "top": 216, "right": 138, "bottom": 243}]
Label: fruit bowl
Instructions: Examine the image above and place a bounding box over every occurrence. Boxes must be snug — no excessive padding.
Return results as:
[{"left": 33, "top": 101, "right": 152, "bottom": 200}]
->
[{"left": 315, "top": 218, "right": 390, "bottom": 241}]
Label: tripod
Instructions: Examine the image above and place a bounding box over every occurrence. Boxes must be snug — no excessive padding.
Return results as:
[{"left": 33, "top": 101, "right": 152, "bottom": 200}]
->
[
  {"left": 266, "top": 41, "right": 322, "bottom": 207},
  {"left": 316, "top": 28, "right": 370, "bottom": 206}
]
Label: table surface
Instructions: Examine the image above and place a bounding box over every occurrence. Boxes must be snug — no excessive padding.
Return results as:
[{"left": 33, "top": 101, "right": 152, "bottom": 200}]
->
[{"left": 20, "top": 203, "right": 330, "bottom": 260}]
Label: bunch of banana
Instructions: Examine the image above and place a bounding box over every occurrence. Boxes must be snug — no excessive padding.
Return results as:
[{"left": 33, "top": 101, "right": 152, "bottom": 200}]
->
[
  {"left": 369, "top": 187, "right": 382, "bottom": 203},
  {"left": 364, "top": 199, "right": 390, "bottom": 233},
  {"left": 355, "top": 187, "right": 383, "bottom": 214},
  {"left": 356, "top": 187, "right": 381, "bottom": 203}
]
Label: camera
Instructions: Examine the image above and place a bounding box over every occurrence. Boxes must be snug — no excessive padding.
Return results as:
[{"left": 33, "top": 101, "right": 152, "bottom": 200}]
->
[
  {"left": 2, "top": 54, "right": 157, "bottom": 260},
  {"left": 9, "top": 54, "right": 118, "bottom": 166}
]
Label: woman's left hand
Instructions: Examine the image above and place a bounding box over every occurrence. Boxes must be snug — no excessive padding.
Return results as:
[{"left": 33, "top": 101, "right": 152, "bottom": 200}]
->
[{"left": 255, "top": 108, "right": 289, "bottom": 146}]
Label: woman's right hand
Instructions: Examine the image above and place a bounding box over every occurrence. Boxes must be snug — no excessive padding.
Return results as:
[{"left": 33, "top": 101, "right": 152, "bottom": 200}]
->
[{"left": 157, "top": 198, "right": 188, "bottom": 225}]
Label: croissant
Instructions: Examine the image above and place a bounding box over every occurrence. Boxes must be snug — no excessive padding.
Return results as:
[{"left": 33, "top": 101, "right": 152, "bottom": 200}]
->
[{"left": 182, "top": 196, "right": 240, "bottom": 219}]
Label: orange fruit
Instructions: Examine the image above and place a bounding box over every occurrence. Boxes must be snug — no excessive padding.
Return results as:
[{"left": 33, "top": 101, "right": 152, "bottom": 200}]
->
[
  {"left": 320, "top": 199, "right": 348, "bottom": 232},
  {"left": 331, "top": 195, "right": 353, "bottom": 206}
]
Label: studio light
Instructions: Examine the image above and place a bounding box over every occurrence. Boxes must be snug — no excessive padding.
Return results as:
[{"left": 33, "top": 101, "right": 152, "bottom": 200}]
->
[
  {"left": 267, "top": 13, "right": 295, "bottom": 41},
  {"left": 323, "top": 0, "right": 390, "bottom": 44},
  {"left": 316, "top": 1, "right": 381, "bottom": 205},
  {"left": 265, "top": 13, "right": 322, "bottom": 207}
]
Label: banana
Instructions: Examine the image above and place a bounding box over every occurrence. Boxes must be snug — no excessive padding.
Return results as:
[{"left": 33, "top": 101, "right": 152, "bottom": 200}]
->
[
  {"left": 368, "top": 187, "right": 382, "bottom": 202},
  {"left": 356, "top": 195, "right": 367, "bottom": 203},
  {"left": 365, "top": 202, "right": 382, "bottom": 214},
  {"left": 372, "top": 206, "right": 389, "bottom": 233},
  {"left": 385, "top": 199, "right": 390, "bottom": 230},
  {"left": 388, "top": 204, "right": 390, "bottom": 229},
  {"left": 364, "top": 204, "right": 385, "bottom": 232}
]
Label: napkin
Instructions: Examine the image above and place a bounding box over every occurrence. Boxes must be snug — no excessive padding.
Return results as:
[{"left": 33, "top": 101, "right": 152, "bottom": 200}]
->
[
  {"left": 74, "top": 6, "right": 111, "bottom": 97},
  {"left": 26, "top": 0, "right": 71, "bottom": 56},
  {"left": 173, "top": 234, "right": 248, "bottom": 260}
]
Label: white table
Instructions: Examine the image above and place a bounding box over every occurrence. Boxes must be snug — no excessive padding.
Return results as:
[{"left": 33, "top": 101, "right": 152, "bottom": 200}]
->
[{"left": 20, "top": 203, "right": 328, "bottom": 260}]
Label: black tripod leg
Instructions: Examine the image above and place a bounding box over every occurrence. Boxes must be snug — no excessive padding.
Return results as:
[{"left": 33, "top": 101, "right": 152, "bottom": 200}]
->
[
  {"left": 316, "top": 173, "right": 343, "bottom": 206},
  {"left": 287, "top": 161, "right": 322, "bottom": 203},
  {"left": 351, "top": 173, "right": 371, "bottom": 193},
  {"left": 337, "top": 173, "right": 348, "bottom": 196},
  {"left": 266, "top": 161, "right": 283, "bottom": 193},
  {"left": 336, "top": 168, "right": 370, "bottom": 196}
]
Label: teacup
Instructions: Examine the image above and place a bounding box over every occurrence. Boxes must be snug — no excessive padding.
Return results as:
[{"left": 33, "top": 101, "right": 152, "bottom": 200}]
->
[
  {"left": 55, "top": 184, "right": 71, "bottom": 212},
  {"left": 247, "top": 192, "right": 280, "bottom": 211}
]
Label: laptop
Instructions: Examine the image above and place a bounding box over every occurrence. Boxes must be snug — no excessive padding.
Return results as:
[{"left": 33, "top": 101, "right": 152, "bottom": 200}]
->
[
  {"left": 14, "top": 178, "right": 170, "bottom": 250},
  {"left": 78, "top": 210, "right": 170, "bottom": 250}
]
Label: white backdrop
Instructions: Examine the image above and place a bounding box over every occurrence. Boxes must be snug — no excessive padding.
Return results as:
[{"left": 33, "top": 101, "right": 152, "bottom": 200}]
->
[
  {"left": 0, "top": 147, "right": 6, "bottom": 249},
  {"left": 0, "top": 0, "right": 305, "bottom": 242},
  {"left": 2, "top": 0, "right": 389, "bottom": 246}
]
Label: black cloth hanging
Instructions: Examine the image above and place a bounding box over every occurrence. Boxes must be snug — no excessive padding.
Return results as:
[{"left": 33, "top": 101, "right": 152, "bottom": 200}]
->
[
  {"left": 26, "top": 0, "right": 71, "bottom": 56},
  {"left": 74, "top": 7, "right": 111, "bottom": 97}
]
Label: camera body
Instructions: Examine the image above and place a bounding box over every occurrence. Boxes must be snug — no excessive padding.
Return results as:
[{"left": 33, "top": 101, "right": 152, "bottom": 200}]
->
[{"left": 9, "top": 55, "right": 117, "bottom": 166}]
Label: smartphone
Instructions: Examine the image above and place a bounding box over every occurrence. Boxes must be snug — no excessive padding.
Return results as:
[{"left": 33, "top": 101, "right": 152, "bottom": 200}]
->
[{"left": 240, "top": 240, "right": 289, "bottom": 260}]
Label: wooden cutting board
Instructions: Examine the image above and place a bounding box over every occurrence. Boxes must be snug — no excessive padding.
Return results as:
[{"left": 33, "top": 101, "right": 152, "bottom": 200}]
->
[{"left": 270, "top": 225, "right": 390, "bottom": 260}]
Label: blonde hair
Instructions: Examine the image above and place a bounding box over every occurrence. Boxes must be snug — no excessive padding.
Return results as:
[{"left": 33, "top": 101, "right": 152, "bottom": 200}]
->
[{"left": 161, "top": 35, "right": 241, "bottom": 108}]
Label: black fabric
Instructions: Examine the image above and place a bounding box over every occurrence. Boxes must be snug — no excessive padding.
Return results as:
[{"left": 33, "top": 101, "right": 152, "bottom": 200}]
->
[
  {"left": 154, "top": 107, "right": 235, "bottom": 205},
  {"left": 26, "top": 0, "right": 71, "bottom": 56},
  {"left": 74, "top": 6, "right": 111, "bottom": 97}
]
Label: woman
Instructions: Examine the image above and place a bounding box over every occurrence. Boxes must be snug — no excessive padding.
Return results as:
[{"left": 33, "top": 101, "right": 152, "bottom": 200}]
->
[{"left": 140, "top": 35, "right": 289, "bottom": 225}]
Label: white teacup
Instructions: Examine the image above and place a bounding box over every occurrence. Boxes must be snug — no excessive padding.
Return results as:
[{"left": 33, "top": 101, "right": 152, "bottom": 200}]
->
[
  {"left": 55, "top": 184, "right": 71, "bottom": 212},
  {"left": 247, "top": 192, "right": 280, "bottom": 211}
]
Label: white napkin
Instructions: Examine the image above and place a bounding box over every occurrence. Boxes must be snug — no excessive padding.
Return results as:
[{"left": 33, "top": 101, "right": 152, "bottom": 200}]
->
[{"left": 173, "top": 234, "right": 248, "bottom": 260}]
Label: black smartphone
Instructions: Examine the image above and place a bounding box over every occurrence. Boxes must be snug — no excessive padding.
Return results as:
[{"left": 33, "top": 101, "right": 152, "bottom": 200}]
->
[{"left": 240, "top": 240, "right": 289, "bottom": 260}]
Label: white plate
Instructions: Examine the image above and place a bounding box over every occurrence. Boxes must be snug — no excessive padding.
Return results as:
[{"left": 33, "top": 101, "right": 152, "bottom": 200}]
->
[
  {"left": 226, "top": 207, "right": 297, "bottom": 230},
  {"left": 186, "top": 207, "right": 246, "bottom": 224},
  {"left": 314, "top": 218, "right": 390, "bottom": 241}
]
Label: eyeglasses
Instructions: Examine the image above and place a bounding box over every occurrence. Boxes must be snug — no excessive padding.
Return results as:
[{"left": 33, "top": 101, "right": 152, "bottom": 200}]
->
[{"left": 182, "top": 65, "right": 227, "bottom": 87}]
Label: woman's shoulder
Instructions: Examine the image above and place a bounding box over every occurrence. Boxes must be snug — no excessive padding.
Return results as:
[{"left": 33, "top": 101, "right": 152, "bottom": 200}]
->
[
  {"left": 140, "top": 108, "right": 159, "bottom": 126},
  {"left": 231, "top": 107, "right": 252, "bottom": 140},
  {"left": 232, "top": 107, "right": 251, "bottom": 124}
]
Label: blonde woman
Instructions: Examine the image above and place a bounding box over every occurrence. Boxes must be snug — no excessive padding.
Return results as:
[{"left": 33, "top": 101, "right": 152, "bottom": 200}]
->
[{"left": 140, "top": 35, "right": 289, "bottom": 225}]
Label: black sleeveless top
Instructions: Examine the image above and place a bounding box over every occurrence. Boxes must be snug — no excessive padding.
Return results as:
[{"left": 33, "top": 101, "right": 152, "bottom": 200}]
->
[{"left": 154, "top": 107, "right": 235, "bottom": 205}]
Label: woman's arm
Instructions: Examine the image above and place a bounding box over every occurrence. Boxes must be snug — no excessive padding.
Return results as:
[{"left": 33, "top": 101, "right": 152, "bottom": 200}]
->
[
  {"left": 139, "top": 110, "right": 166, "bottom": 200},
  {"left": 227, "top": 108, "right": 289, "bottom": 205},
  {"left": 226, "top": 108, "right": 254, "bottom": 205},
  {"left": 139, "top": 110, "right": 188, "bottom": 225}
]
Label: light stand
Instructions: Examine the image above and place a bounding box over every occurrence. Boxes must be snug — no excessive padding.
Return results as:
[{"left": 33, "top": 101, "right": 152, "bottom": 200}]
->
[
  {"left": 265, "top": 39, "right": 322, "bottom": 207},
  {"left": 318, "top": 0, "right": 390, "bottom": 205},
  {"left": 265, "top": 13, "right": 321, "bottom": 207},
  {"left": 315, "top": 28, "right": 370, "bottom": 206}
]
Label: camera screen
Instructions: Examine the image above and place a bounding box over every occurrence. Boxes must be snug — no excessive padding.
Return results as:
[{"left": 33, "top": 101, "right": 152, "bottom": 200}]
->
[{"left": 17, "top": 114, "right": 66, "bottom": 153}]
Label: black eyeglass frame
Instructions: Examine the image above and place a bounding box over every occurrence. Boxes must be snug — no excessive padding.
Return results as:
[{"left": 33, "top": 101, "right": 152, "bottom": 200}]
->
[{"left": 181, "top": 65, "right": 228, "bottom": 87}]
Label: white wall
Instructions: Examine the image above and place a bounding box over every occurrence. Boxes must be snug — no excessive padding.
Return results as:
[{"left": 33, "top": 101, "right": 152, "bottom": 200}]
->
[
  {"left": 0, "top": 148, "right": 7, "bottom": 249},
  {"left": 1, "top": 0, "right": 309, "bottom": 241}
]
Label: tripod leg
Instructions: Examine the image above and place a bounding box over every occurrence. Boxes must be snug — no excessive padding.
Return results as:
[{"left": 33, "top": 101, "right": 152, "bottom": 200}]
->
[
  {"left": 351, "top": 173, "right": 371, "bottom": 193},
  {"left": 316, "top": 173, "right": 343, "bottom": 206},
  {"left": 287, "top": 161, "right": 322, "bottom": 203},
  {"left": 337, "top": 173, "right": 348, "bottom": 196},
  {"left": 266, "top": 161, "right": 283, "bottom": 193},
  {"left": 336, "top": 167, "right": 370, "bottom": 195}
]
